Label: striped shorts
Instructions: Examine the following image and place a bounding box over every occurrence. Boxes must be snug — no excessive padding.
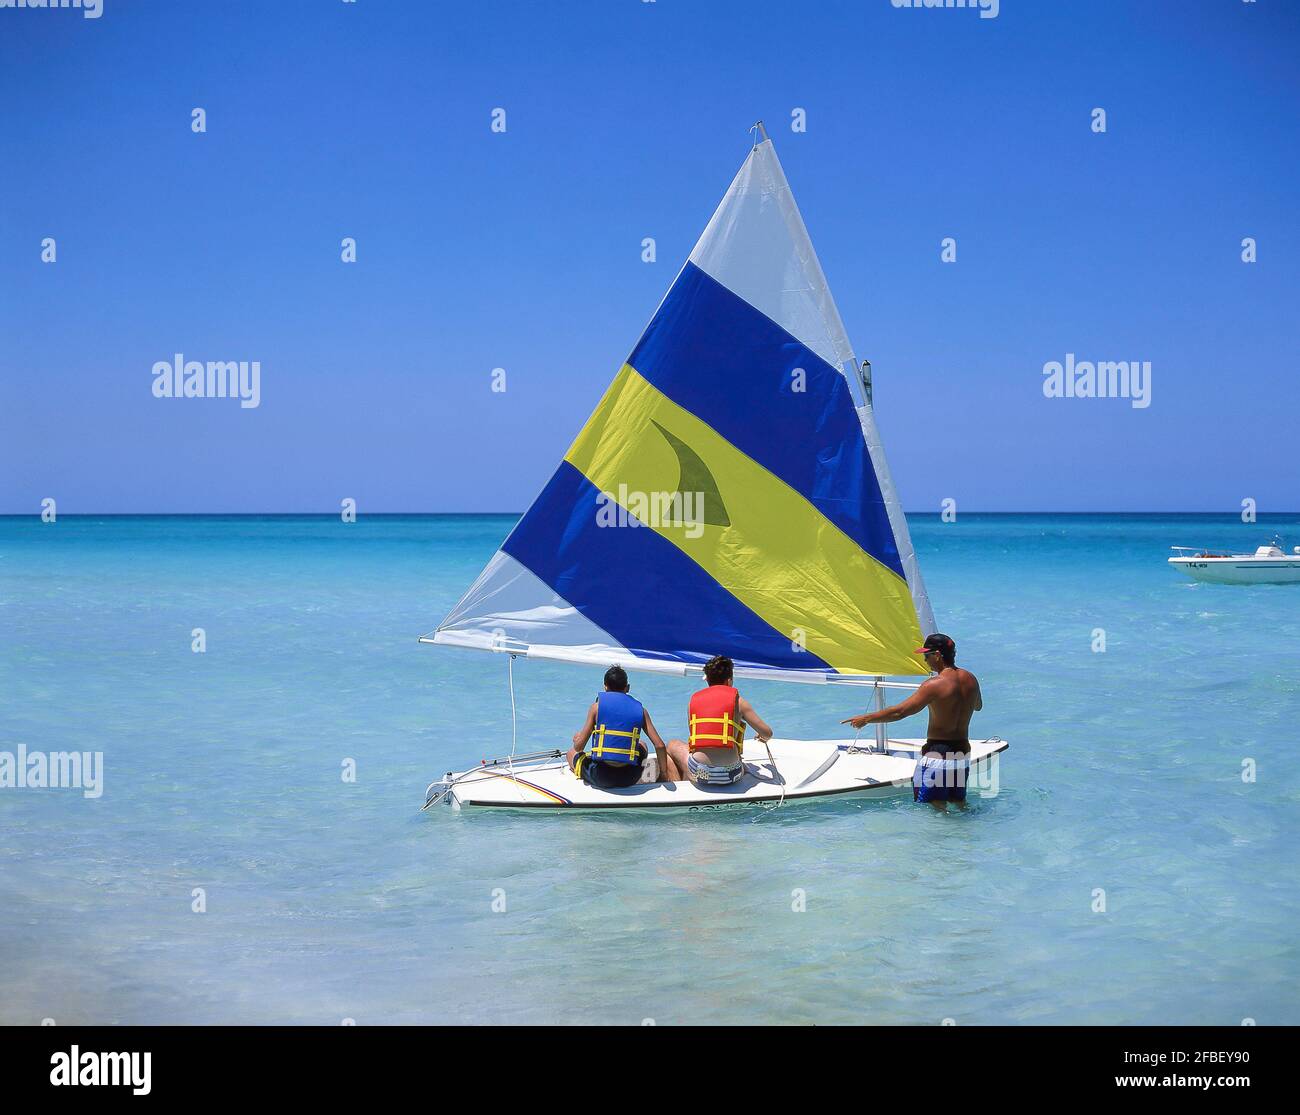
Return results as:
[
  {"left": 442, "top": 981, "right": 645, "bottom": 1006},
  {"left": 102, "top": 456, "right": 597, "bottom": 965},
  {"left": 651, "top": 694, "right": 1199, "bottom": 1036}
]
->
[{"left": 687, "top": 753, "right": 745, "bottom": 785}]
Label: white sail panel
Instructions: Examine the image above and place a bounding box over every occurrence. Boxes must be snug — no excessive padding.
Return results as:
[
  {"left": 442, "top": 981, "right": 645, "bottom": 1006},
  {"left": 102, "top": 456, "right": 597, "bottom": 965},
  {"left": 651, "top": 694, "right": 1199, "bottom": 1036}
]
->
[
  {"left": 689, "top": 138, "right": 853, "bottom": 373},
  {"left": 432, "top": 551, "right": 625, "bottom": 658}
]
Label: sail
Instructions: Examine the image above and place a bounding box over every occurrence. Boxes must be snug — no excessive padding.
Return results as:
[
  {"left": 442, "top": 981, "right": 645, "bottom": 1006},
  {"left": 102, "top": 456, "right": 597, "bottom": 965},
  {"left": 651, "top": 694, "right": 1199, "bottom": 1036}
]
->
[{"left": 427, "top": 136, "right": 934, "bottom": 679}]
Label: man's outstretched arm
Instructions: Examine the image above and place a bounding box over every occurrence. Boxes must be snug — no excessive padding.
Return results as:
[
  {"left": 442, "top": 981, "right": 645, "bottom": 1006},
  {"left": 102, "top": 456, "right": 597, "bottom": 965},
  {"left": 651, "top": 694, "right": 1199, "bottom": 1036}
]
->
[{"left": 841, "top": 683, "right": 933, "bottom": 730}]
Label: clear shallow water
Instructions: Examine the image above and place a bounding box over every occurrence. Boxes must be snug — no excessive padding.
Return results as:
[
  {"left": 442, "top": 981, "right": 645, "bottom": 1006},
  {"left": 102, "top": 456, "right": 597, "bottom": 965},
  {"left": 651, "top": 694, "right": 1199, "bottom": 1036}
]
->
[{"left": 1, "top": 512, "right": 1297, "bottom": 1025}]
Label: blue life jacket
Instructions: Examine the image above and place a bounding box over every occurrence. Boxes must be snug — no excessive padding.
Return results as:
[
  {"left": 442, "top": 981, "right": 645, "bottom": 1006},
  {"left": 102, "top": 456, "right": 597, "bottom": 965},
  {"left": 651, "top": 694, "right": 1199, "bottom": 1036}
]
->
[{"left": 590, "top": 691, "right": 645, "bottom": 766}]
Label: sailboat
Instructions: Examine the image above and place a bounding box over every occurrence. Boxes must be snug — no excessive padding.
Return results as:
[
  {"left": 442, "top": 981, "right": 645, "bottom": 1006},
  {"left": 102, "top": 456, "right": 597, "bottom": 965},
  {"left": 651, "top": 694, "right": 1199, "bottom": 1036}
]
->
[{"left": 421, "top": 125, "right": 1007, "bottom": 811}]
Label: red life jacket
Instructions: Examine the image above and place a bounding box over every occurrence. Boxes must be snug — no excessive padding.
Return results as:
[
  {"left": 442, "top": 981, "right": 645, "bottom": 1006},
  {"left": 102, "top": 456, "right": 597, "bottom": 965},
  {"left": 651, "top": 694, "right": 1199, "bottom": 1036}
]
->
[{"left": 688, "top": 684, "right": 744, "bottom": 753}]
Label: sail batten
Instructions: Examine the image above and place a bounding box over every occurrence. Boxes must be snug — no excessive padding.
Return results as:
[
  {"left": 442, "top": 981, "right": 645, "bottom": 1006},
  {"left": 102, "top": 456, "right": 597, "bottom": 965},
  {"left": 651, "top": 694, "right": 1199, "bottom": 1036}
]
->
[{"left": 431, "top": 136, "right": 932, "bottom": 678}]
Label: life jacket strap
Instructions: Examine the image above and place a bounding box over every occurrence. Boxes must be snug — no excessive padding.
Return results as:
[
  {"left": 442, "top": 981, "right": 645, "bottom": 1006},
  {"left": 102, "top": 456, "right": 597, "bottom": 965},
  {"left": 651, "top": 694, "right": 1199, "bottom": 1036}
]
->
[
  {"left": 688, "top": 712, "right": 744, "bottom": 752},
  {"left": 590, "top": 723, "right": 642, "bottom": 762}
]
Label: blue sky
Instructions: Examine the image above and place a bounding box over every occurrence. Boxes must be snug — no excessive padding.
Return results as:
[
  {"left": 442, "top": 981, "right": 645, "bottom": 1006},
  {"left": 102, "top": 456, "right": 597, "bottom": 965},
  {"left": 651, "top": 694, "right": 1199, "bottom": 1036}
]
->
[{"left": 2, "top": 0, "right": 1297, "bottom": 513}]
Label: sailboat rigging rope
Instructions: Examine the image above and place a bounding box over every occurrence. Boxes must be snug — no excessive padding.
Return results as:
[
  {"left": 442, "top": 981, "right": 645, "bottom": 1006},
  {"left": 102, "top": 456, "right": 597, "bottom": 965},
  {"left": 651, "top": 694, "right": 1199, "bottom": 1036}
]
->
[
  {"left": 761, "top": 738, "right": 786, "bottom": 809},
  {"left": 507, "top": 653, "right": 519, "bottom": 778}
]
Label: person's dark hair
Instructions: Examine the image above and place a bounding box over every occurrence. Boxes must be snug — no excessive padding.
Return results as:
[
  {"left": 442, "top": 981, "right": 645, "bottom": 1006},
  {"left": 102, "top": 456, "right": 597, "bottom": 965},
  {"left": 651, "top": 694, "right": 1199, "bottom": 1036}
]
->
[
  {"left": 604, "top": 665, "right": 629, "bottom": 692},
  {"left": 703, "top": 655, "right": 733, "bottom": 685}
]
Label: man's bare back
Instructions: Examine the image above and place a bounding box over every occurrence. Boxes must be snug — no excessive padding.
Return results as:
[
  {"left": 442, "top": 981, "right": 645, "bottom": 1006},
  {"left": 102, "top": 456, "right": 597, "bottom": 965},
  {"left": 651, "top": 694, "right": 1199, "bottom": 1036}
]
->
[{"left": 919, "top": 667, "right": 982, "bottom": 743}]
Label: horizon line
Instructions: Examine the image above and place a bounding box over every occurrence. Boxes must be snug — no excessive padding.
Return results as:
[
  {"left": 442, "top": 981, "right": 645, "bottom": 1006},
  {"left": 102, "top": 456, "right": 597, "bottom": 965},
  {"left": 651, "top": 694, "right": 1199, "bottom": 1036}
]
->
[{"left": 2, "top": 510, "right": 1298, "bottom": 519}]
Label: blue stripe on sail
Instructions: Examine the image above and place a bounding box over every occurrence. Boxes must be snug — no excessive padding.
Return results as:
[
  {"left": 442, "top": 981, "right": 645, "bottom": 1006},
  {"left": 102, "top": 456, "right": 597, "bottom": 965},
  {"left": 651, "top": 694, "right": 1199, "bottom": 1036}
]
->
[
  {"left": 502, "top": 461, "right": 835, "bottom": 673},
  {"left": 629, "top": 261, "right": 904, "bottom": 579}
]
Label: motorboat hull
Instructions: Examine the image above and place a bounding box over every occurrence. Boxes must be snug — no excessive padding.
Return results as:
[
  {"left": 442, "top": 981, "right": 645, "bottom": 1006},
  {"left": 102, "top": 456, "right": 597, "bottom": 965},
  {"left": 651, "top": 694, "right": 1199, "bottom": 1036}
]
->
[{"left": 1169, "top": 557, "right": 1300, "bottom": 585}]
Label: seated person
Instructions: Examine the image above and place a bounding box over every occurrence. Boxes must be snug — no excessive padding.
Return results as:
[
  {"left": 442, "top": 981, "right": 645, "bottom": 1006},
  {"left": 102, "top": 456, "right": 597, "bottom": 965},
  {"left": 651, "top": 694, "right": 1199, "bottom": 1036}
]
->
[
  {"left": 568, "top": 666, "right": 670, "bottom": 788},
  {"left": 667, "top": 655, "right": 773, "bottom": 785}
]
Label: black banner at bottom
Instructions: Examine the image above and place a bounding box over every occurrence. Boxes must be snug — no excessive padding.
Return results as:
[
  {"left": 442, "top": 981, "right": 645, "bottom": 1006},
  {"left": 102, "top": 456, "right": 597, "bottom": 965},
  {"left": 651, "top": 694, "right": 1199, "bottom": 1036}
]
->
[{"left": 0, "top": 1024, "right": 1282, "bottom": 1100}]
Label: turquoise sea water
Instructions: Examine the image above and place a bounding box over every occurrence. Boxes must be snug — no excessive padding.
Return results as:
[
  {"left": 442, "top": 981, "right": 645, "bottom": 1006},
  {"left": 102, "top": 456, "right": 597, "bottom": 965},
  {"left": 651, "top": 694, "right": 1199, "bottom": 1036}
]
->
[{"left": 2, "top": 513, "right": 1298, "bottom": 1026}]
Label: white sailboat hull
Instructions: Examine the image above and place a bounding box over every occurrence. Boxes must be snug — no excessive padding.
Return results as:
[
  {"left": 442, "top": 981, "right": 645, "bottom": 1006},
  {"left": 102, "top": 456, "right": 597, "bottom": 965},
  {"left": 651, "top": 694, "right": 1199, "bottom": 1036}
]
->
[
  {"left": 427, "top": 737, "right": 1008, "bottom": 812},
  {"left": 1169, "top": 556, "right": 1300, "bottom": 585}
]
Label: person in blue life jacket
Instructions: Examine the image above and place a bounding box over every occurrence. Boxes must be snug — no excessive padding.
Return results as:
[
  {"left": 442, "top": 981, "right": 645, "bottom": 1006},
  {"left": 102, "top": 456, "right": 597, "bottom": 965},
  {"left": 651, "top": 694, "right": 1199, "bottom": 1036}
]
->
[{"left": 567, "top": 666, "right": 673, "bottom": 788}]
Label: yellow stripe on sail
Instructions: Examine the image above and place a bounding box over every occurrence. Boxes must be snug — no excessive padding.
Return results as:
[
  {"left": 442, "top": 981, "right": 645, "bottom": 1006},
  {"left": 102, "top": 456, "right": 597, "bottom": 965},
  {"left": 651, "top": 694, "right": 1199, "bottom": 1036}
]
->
[{"left": 563, "top": 365, "right": 927, "bottom": 676}]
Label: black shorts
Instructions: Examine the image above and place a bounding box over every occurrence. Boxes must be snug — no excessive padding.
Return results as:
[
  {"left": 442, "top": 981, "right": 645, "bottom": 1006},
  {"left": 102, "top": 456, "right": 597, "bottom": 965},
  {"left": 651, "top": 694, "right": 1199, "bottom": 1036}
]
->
[{"left": 580, "top": 759, "right": 644, "bottom": 788}]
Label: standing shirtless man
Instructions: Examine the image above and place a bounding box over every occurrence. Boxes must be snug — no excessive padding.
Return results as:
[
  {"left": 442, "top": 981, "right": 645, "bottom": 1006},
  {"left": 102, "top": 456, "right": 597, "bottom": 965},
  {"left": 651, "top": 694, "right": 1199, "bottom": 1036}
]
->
[{"left": 841, "top": 633, "right": 982, "bottom": 810}]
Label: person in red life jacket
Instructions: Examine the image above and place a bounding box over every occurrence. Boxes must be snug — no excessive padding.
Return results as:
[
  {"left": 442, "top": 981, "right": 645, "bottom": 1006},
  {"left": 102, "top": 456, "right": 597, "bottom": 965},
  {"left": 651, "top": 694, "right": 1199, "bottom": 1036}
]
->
[
  {"left": 666, "top": 655, "right": 773, "bottom": 785},
  {"left": 568, "top": 665, "right": 671, "bottom": 789}
]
